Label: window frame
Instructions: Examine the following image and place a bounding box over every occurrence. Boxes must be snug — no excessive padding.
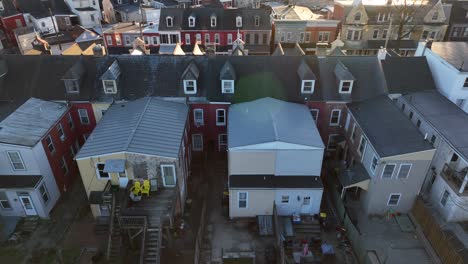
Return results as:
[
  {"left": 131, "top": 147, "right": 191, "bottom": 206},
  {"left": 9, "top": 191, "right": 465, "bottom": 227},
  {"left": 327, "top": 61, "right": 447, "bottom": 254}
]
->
[
  {"left": 46, "top": 135, "right": 55, "bottom": 154},
  {"left": 7, "top": 151, "right": 26, "bottom": 171},
  {"left": 0, "top": 191, "right": 11, "bottom": 210},
  {"left": 183, "top": 80, "right": 197, "bottom": 94},
  {"left": 204, "top": 33, "right": 210, "bottom": 44},
  {"left": 102, "top": 80, "right": 117, "bottom": 94},
  {"left": 357, "top": 135, "right": 367, "bottom": 155},
  {"left": 387, "top": 193, "right": 401, "bottom": 206},
  {"left": 39, "top": 183, "right": 49, "bottom": 204},
  {"left": 188, "top": 16, "right": 195, "bottom": 27},
  {"left": 238, "top": 191, "right": 248, "bottom": 208},
  {"left": 67, "top": 113, "right": 74, "bottom": 129},
  {"left": 65, "top": 79, "right": 80, "bottom": 93},
  {"left": 370, "top": 155, "right": 378, "bottom": 175},
  {"left": 236, "top": 16, "right": 242, "bottom": 27},
  {"left": 254, "top": 16, "right": 260, "bottom": 27},
  {"left": 327, "top": 134, "right": 340, "bottom": 151},
  {"left": 351, "top": 124, "right": 357, "bottom": 142},
  {"left": 329, "top": 109, "right": 341, "bottom": 126},
  {"left": 96, "top": 162, "right": 110, "bottom": 180},
  {"left": 218, "top": 134, "right": 227, "bottom": 151},
  {"left": 166, "top": 16, "right": 173, "bottom": 27},
  {"left": 193, "top": 108, "right": 204, "bottom": 126},
  {"left": 372, "top": 29, "right": 379, "bottom": 39},
  {"left": 222, "top": 80, "right": 235, "bottom": 93},
  {"left": 280, "top": 195, "right": 290, "bottom": 204},
  {"left": 161, "top": 164, "right": 177, "bottom": 187},
  {"left": 192, "top": 134, "right": 203, "bottom": 151},
  {"left": 57, "top": 123, "right": 65, "bottom": 141},
  {"left": 78, "top": 109, "right": 90, "bottom": 124},
  {"left": 214, "top": 33, "right": 220, "bottom": 44},
  {"left": 339, "top": 80, "right": 353, "bottom": 93},
  {"left": 310, "top": 109, "right": 319, "bottom": 123},
  {"left": 354, "top": 12, "right": 361, "bottom": 21},
  {"left": 301, "top": 80, "right": 315, "bottom": 94},
  {"left": 216, "top": 109, "right": 226, "bottom": 126},
  {"left": 185, "top": 33, "right": 190, "bottom": 45},
  {"left": 381, "top": 163, "right": 396, "bottom": 179},
  {"left": 440, "top": 190, "right": 449, "bottom": 206},
  {"left": 397, "top": 163, "right": 412, "bottom": 179},
  {"left": 227, "top": 34, "right": 233, "bottom": 44},
  {"left": 210, "top": 16, "right": 217, "bottom": 27},
  {"left": 106, "top": 35, "right": 113, "bottom": 46},
  {"left": 463, "top": 77, "right": 468, "bottom": 88}
]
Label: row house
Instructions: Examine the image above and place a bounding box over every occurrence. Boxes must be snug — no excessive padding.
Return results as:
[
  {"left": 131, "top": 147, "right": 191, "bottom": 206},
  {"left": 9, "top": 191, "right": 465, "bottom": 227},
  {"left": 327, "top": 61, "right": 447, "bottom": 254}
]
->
[
  {"left": 395, "top": 91, "right": 468, "bottom": 222},
  {"left": 0, "top": 0, "right": 27, "bottom": 47},
  {"left": 102, "top": 0, "right": 167, "bottom": 24},
  {"left": 334, "top": 0, "right": 451, "bottom": 56},
  {"left": 158, "top": 7, "right": 272, "bottom": 55},
  {"left": 445, "top": 0, "right": 468, "bottom": 42},
  {"left": 103, "top": 22, "right": 160, "bottom": 54},
  {"left": 415, "top": 41, "right": 468, "bottom": 114},
  {"left": 64, "top": 0, "right": 101, "bottom": 28},
  {"left": 269, "top": 4, "right": 339, "bottom": 53}
]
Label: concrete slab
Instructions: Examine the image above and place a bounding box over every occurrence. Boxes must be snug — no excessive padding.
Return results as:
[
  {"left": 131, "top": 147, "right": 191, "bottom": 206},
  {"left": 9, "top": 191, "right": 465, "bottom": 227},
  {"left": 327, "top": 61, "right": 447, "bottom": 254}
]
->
[{"left": 0, "top": 216, "right": 20, "bottom": 242}]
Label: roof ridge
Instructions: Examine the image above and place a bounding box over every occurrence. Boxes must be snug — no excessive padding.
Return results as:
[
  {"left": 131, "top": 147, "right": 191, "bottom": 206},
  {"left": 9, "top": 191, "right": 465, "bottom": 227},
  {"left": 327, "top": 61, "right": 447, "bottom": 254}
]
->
[
  {"left": 123, "top": 97, "right": 152, "bottom": 151},
  {"left": 268, "top": 105, "right": 279, "bottom": 141}
]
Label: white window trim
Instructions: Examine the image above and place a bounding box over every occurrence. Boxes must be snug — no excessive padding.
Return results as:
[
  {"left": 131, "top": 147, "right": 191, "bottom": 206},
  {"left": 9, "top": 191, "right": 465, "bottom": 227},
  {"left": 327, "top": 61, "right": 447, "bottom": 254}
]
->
[
  {"left": 350, "top": 123, "right": 356, "bottom": 142},
  {"left": 339, "top": 80, "right": 353, "bottom": 94},
  {"left": 387, "top": 193, "right": 401, "bottom": 206},
  {"left": 0, "top": 192, "right": 11, "bottom": 209},
  {"left": 193, "top": 109, "right": 204, "bottom": 126},
  {"left": 166, "top": 16, "right": 173, "bottom": 27},
  {"left": 185, "top": 33, "right": 191, "bottom": 45},
  {"left": 211, "top": 16, "right": 217, "bottom": 27},
  {"left": 7, "top": 151, "right": 26, "bottom": 171},
  {"left": 192, "top": 134, "right": 203, "bottom": 151},
  {"left": 68, "top": 113, "right": 74, "bottom": 129},
  {"left": 102, "top": 80, "right": 117, "bottom": 94},
  {"left": 397, "top": 163, "right": 412, "bottom": 179},
  {"left": 216, "top": 109, "right": 226, "bottom": 126},
  {"left": 46, "top": 135, "right": 55, "bottom": 153},
  {"left": 327, "top": 134, "right": 340, "bottom": 150},
  {"left": 357, "top": 135, "right": 366, "bottom": 156},
  {"left": 183, "top": 80, "right": 197, "bottom": 94},
  {"left": 370, "top": 155, "right": 378, "bottom": 175},
  {"left": 161, "top": 164, "right": 177, "bottom": 187},
  {"left": 238, "top": 191, "right": 248, "bottom": 208},
  {"left": 236, "top": 16, "right": 242, "bottom": 27},
  {"left": 57, "top": 123, "right": 65, "bottom": 141},
  {"left": 96, "top": 162, "right": 110, "bottom": 180},
  {"left": 106, "top": 35, "right": 113, "bottom": 46},
  {"left": 280, "top": 195, "right": 290, "bottom": 204},
  {"left": 310, "top": 109, "right": 319, "bottom": 123},
  {"left": 381, "top": 163, "right": 397, "bottom": 179},
  {"left": 301, "top": 80, "right": 315, "bottom": 94},
  {"left": 188, "top": 16, "right": 195, "bottom": 27},
  {"left": 329, "top": 109, "right": 341, "bottom": 126},
  {"left": 440, "top": 190, "right": 449, "bottom": 207},
  {"left": 39, "top": 183, "right": 49, "bottom": 204},
  {"left": 227, "top": 34, "right": 233, "bottom": 44},
  {"left": 78, "top": 109, "right": 90, "bottom": 124},
  {"left": 218, "top": 134, "right": 227, "bottom": 151},
  {"left": 115, "top": 35, "right": 121, "bottom": 45},
  {"left": 222, "top": 80, "right": 235, "bottom": 94}
]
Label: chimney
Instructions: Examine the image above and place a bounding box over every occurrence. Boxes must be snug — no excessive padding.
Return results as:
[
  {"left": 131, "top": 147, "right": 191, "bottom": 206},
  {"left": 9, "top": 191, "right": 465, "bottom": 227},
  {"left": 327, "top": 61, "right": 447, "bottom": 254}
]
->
[
  {"left": 93, "top": 44, "right": 104, "bottom": 57},
  {"left": 421, "top": 39, "right": 433, "bottom": 56},
  {"left": 377, "top": 47, "right": 387, "bottom": 61}
]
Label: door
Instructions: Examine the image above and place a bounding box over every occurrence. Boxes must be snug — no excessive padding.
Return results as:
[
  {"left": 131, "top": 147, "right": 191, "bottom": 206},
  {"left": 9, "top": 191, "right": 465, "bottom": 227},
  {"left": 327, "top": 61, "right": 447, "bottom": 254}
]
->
[
  {"left": 19, "top": 195, "right": 37, "bottom": 216},
  {"left": 118, "top": 171, "right": 128, "bottom": 188},
  {"left": 300, "top": 196, "right": 312, "bottom": 215}
]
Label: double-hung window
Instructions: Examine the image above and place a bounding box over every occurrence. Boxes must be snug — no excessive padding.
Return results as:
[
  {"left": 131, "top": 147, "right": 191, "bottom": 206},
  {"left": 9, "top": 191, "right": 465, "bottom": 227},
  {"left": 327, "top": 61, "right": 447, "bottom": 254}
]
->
[
  {"left": 301, "top": 80, "right": 315, "bottom": 94},
  {"left": 397, "top": 164, "right": 411, "bottom": 179},
  {"left": 218, "top": 134, "right": 227, "bottom": 151},
  {"left": 103, "top": 80, "right": 117, "bottom": 94},
  {"left": 161, "top": 164, "right": 176, "bottom": 187},
  {"left": 440, "top": 190, "right": 449, "bottom": 206},
  {"left": 46, "top": 135, "right": 55, "bottom": 154},
  {"left": 185, "top": 34, "right": 190, "bottom": 45},
  {"left": 370, "top": 156, "right": 378, "bottom": 174},
  {"left": 106, "top": 35, "right": 113, "bottom": 46},
  {"left": 78, "top": 109, "right": 90, "bottom": 124},
  {"left": 238, "top": 192, "right": 247, "bottom": 208},
  {"left": 357, "top": 135, "right": 366, "bottom": 155},
  {"left": 193, "top": 109, "right": 204, "bottom": 126},
  {"left": 280, "top": 195, "right": 289, "bottom": 204},
  {"left": 227, "top": 34, "right": 233, "bottom": 44},
  {"left": 387, "top": 193, "right": 401, "bottom": 206},
  {"left": 96, "top": 163, "right": 109, "bottom": 179},
  {"left": 183, "top": 80, "right": 197, "bottom": 94},
  {"left": 39, "top": 183, "right": 49, "bottom": 204},
  {"left": 382, "top": 164, "right": 396, "bottom": 179},
  {"left": 310, "top": 109, "right": 319, "bottom": 123},
  {"left": 7, "top": 151, "right": 25, "bottom": 170},
  {"left": 0, "top": 192, "right": 11, "bottom": 209},
  {"left": 57, "top": 123, "right": 65, "bottom": 141},
  {"left": 216, "top": 109, "right": 226, "bottom": 126},
  {"left": 192, "top": 134, "right": 203, "bottom": 151},
  {"left": 329, "top": 109, "right": 341, "bottom": 126},
  {"left": 222, "top": 80, "right": 234, "bottom": 93}
]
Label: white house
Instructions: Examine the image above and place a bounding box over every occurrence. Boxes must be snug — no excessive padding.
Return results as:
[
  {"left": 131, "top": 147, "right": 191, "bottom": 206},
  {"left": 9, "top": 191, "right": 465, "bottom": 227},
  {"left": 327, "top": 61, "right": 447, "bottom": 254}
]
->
[
  {"left": 415, "top": 41, "right": 468, "bottom": 113},
  {"left": 228, "top": 98, "right": 325, "bottom": 218},
  {"left": 64, "top": 0, "right": 102, "bottom": 28}
]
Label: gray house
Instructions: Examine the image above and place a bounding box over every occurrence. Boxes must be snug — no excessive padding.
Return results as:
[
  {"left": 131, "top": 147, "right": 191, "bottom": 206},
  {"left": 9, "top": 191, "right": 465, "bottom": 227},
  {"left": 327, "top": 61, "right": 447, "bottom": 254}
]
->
[
  {"left": 342, "top": 95, "right": 435, "bottom": 214},
  {"left": 228, "top": 98, "right": 325, "bottom": 218}
]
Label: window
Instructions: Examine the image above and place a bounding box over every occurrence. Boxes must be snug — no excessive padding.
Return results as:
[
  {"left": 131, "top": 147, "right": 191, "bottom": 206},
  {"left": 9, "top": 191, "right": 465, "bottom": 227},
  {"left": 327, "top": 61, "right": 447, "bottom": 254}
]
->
[
  {"left": 238, "top": 192, "right": 247, "bottom": 208},
  {"left": 65, "top": 80, "right": 79, "bottom": 93},
  {"left": 430, "top": 135, "right": 436, "bottom": 145},
  {"left": 106, "top": 35, "right": 113, "bottom": 46},
  {"left": 328, "top": 134, "right": 340, "bottom": 150},
  {"left": 310, "top": 109, "right": 319, "bottom": 123},
  {"left": 183, "top": 80, "right": 197, "bottom": 94},
  {"left": 143, "top": 36, "right": 149, "bottom": 45},
  {"left": 254, "top": 16, "right": 260, "bottom": 27},
  {"left": 377, "top": 12, "right": 387, "bottom": 22},
  {"left": 245, "top": 34, "right": 251, "bottom": 44},
  {"left": 161, "top": 164, "right": 176, "bottom": 187},
  {"left": 210, "top": 16, "right": 217, "bottom": 27},
  {"left": 166, "top": 17, "right": 173, "bottom": 27},
  {"left": 227, "top": 34, "right": 233, "bottom": 44},
  {"left": 0, "top": 192, "right": 11, "bottom": 209},
  {"left": 301, "top": 80, "right": 315, "bottom": 94},
  {"left": 387, "top": 193, "right": 401, "bottom": 206},
  {"left": 280, "top": 32, "right": 285, "bottom": 42},
  {"left": 358, "top": 136, "right": 367, "bottom": 155},
  {"left": 46, "top": 135, "right": 55, "bottom": 153},
  {"left": 60, "top": 156, "right": 69, "bottom": 175},
  {"left": 67, "top": 113, "right": 74, "bottom": 129},
  {"left": 0, "top": 1, "right": 4, "bottom": 11},
  {"left": 254, "top": 34, "right": 259, "bottom": 44},
  {"left": 78, "top": 109, "right": 90, "bottom": 124},
  {"left": 354, "top": 12, "right": 361, "bottom": 21},
  {"left": 372, "top": 29, "right": 379, "bottom": 39},
  {"left": 125, "top": 36, "right": 131, "bottom": 45},
  {"left": 401, "top": 103, "right": 406, "bottom": 111},
  {"left": 188, "top": 16, "right": 195, "bottom": 27},
  {"left": 303, "top": 196, "right": 311, "bottom": 205},
  {"left": 431, "top": 12, "right": 438, "bottom": 21},
  {"left": 196, "top": 34, "right": 201, "bottom": 43},
  {"left": 371, "top": 156, "right": 378, "bottom": 174},
  {"left": 318, "top": 32, "right": 330, "bottom": 42},
  {"left": 464, "top": 77, "right": 468, "bottom": 88},
  {"left": 7, "top": 151, "right": 25, "bottom": 170},
  {"left": 416, "top": 120, "right": 421, "bottom": 128},
  {"left": 340, "top": 81, "right": 353, "bottom": 93},
  {"left": 382, "top": 29, "right": 388, "bottom": 39},
  {"left": 422, "top": 30, "right": 429, "bottom": 39},
  {"left": 57, "top": 123, "right": 65, "bottom": 141},
  {"left": 330, "top": 109, "right": 341, "bottom": 126},
  {"left": 397, "top": 164, "right": 411, "bottom": 179},
  {"left": 193, "top": 109, "right": 204, "bottom": 126},
  {"left": 287, "top": 32, "right": 292, "bottom": 42},
  {"left": 161, "top": 34, "right": 169, "bottom": 44},
  {"left": 409, "top": 111, "right": 413, "bottom": 120},
  {"left": 281, "top": 195, "right": 289, "bottom": 204},
  {"left": 451, "top": 153, "right": 459, "bottom": 162},
  {"left": 236, "top": 16, "right": 242, "bottom": 27},
  {"left": 192, "top": 134, "right": 203, "bottom": 151},
  {"left": 305, "top": 32, "right": 311, "bottom": 42},
  {"left": 351, "top": 124, "right": 357, "bottom": 142},
  {"left": 39, "top": 183, "right": 49, "bottom": 204},
  {"left": 41, "top": 21, "right": 46, "bottom": 28},
  {"left": 429, "top": 31, "right": 437, "bottom": 39},
  {"left": 222, "top": 80, "right": 234, "bottom": 93},
  {"left": 90, "top": 14, "right": 95, "bottom": 22},
  {"left": 216, "top": 109, "right": 226, "bottom": 126},
  {"left": 344, "top": 115, "right": 351, "bottom": 131},
  {"left": 96, "top": 163, "right": 109, "bottom": 179},
  {"left": 185, "top": 34, "right": 190, "bottom": 45},
  {"left": 440, "top": 190, "right": 449, "bottom": 206},
  {"left": 214, "top": 34, "right": 220, "bottom": 44},
  {"left": 382, "top": 164, "right": 396, "bottom": 178},
  {"left": 346, "top": 30, "right": 362, "bottom": 40},
  {"left": 115, "top": 35, "right": 121, "bottom": 45},
  {"left": 204, "top": 34, "right": 210, "bottom": 44},
  {"left": 219, "top": 134, "right": 227, "bottom": 151}
]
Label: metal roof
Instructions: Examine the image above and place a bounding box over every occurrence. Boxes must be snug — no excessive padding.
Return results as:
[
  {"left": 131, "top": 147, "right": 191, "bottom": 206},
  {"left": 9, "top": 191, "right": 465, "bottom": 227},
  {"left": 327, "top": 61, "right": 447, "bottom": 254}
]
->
[
  {"left": 228, "top": 97, "right": 324, "bottom": 149},
  {"left": 430, "top": 42, "right": 468, "bottom": 72},
  {"left": 0, "top": 98, "right": 67, "bottom": 147},
  {"left": 76, "top": 97, "right": 188, "bottom": 159}
]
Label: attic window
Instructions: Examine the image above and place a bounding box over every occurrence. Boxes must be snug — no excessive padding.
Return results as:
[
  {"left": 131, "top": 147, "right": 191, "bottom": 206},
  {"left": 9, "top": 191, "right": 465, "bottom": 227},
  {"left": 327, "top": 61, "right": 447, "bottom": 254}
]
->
[
  {"left": 188, "top": 16, "right": 195, "bottom": 27},
  {"left": 103, "top": 80, "right": 117, "bottom": 94},
  {"left": 339, "top": 81, "right": 353, "bottom": 93},
  {"left": 211, "top": 16, "right": 217, "bottom": 27},
  {"left": 354, "top": 12, "right": 361, "bottom": 21},
  {"left": 65, "top": 80, "right": 79, "bottom": 93},
  {"left": 236, "top": 16, "right": 242, "bottom": 27},
  {"left": 221, "top": 80, "right": 234, "bottom": 93},
  {"left": 254, "top": 16, "right": 260, "bottom": 27},
  {"left": 431, "top": 12, "right": 438, "bottom": 21},
  {"left": 166, "top": 16, "right": 173, "bottom": 27},
  {"left": 184, "top": 80, "right": 197, "bottom": 94},
  {"left": 301, "top": 80, "right": 315, "bottom": 94}
]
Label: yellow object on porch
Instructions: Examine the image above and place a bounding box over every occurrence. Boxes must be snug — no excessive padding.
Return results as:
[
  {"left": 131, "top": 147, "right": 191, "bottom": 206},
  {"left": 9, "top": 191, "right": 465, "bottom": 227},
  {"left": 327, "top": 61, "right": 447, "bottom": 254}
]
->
[
  {"left": 130, "top": 181, "right": 142, "bottom": 196},
  {"left": 141, "top": 180, "right": 150, "bottom": 196}
]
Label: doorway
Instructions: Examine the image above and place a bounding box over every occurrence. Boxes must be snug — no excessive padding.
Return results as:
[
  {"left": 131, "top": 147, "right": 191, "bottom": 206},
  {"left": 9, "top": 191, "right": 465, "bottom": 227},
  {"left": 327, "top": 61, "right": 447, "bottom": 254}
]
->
[
  {"left": 300, "top": 196, "right": 312, "bottom": 214},
  {"left": 18, "top": 194, "right": 37, "bottom": 216}
]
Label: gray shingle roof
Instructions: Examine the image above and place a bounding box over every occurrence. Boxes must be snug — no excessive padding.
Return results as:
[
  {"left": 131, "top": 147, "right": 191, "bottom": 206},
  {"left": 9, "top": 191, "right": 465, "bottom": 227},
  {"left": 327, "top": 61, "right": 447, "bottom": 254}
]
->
[
  {"left": 0, "top": 98, "right": 67, "bottom": 146},
  {"left": 348, "top": 95, "right": 434, "bottom": 157},
  {"left": 76, "top": 97, "right": 188, "bottom": 159},
  {"left": 430, "top": 42, "right": 468, "bottom": 72},
  {"left": 228, "top": 97, "right": 324, "bottom": 149}
]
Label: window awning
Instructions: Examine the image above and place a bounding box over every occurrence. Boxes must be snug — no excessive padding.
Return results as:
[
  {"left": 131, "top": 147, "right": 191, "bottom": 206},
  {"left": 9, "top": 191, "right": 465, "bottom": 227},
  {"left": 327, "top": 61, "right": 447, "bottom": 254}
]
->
[
  {"left": 103, "top": 159, "right": 126, "bottom": 173},
  {"left": 338, "top": 163, "right": 370, "bottom": 190}
]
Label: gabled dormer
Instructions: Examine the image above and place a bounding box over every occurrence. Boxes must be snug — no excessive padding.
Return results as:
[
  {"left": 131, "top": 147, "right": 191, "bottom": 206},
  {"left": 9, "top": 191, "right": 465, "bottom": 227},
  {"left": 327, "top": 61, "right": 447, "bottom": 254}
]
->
[
  {"left": 210, "top": 15, "right": 217, "bottom": 27},
  {"left": 345, "top": 0, "right": 368, "bottom": 25},
  {"left": 297, "top": 60, "right": 316, "bottom": 94},
  {"left": 236, "top": 16, "right": 242, "bottom": 27},
  {"left": 181, "top": 61, "right": 199, "bottom": 95},
  {"left": 424, "top": 0, "right": 446, "bottom": 23},
  {"left": 166, "top": 16, "right": 173, "bottom": 27},
  {"left": 100, "top": 60, "right": 121, "bottom": 95},
  {"left": 62, "top": 61, "right": 85, "bottom": 94},
  {"left": 220, "top": 61, "right": 236, "bottom": 94},
  {"left": 334, "top": 61, "right": 355, "bottom": 94},
  {"left": 188, "top": 15, "right": 195, "bottom": 27}
]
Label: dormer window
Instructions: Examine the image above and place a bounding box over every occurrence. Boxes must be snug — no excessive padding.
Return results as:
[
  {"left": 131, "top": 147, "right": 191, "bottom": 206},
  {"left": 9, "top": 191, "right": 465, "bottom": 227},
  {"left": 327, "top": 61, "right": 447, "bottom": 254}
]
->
[
  {"left": 431, "top": 12, "right": 438, "bottom": 21},
  {"left": 301, "top": 80, "right": 315, "bottom": 94},
  {"left": 103, "top": 80, "right": 117, "bottom": 94},
  {"left": 166, "top": 16, "right": 173, "bottom": 27},
  {"left": 222, "top": 80, "right": 234, "bottom": 93},
  {"left": 211, "top": 16, "right": 217, "bottom": 27},
  {"left": 354, "top": 12, "right": 361, "bottom": 21},
  {"left": 339, "top": 81, "right": 353, "bottom": 93},
  {"left": 188, "top": 16, "right": 195, "bottom": 27},
  {"left": 254, "top": 16, "right": 260, "bottom": 27},
  {"left": 65, "top": 80, "right": 79, "bottom": 93},
  {"left": 236, "top": 16, "right": 242, "bottom": 27},
  {"left": 184, "top": 80, "right": 197, "bottom": 94}
]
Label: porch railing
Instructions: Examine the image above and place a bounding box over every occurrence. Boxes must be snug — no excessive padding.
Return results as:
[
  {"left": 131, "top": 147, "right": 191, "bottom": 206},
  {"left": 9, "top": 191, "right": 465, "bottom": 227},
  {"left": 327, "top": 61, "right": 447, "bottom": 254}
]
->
[{"left": 441, "top": 163, "right": 468, "bottom": 194}]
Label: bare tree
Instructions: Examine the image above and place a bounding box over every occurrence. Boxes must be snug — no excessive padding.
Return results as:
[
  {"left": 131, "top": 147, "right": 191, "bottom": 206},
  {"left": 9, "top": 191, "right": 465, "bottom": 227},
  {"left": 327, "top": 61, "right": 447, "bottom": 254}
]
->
[{"left": 385, "top": 0, "right": 424, "bottom": 51}]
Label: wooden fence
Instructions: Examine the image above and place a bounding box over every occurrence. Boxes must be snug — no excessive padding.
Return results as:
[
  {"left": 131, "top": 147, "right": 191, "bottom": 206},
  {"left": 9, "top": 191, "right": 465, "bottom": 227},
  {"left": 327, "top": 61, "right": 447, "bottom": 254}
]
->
[
  {"left": 411, "top": 197, "right": 468, "bottom": 264},
  {"left": 194, "top": 200, "right": 207, "bottom": 264}
]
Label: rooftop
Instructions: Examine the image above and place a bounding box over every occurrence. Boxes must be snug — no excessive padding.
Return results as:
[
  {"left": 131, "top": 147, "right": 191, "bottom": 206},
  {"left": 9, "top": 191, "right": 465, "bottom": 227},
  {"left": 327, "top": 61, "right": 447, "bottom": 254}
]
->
[
  {"left": 229, "top": 175, "right": 323, "bottom": 189},
  {"left": 76, "top": 97, "right": 188, "bottom": 159},
  {"left": 429, "top": 42, "right": 468, "bottom": 72},
  {"left": 270, "top": 5, "right": 324, "bottom": 20},
  {"left": 349, "top": 95, "right": 434, "bottom": 157},
  {"left": 0, "top": 98, "right": 68, "bottom": 147},
  {"left": 228, "top": 97, "right": 324, "bottom": 149}
]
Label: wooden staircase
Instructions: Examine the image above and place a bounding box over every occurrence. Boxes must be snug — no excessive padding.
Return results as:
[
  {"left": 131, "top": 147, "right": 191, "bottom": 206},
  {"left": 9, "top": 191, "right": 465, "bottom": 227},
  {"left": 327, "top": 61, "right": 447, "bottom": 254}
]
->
[
  {"left": 108, "top": 204, "right": 122, "bottom": 263},
  {"left": 293, "top": 219, "right": 321, "bottom": 240}
]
